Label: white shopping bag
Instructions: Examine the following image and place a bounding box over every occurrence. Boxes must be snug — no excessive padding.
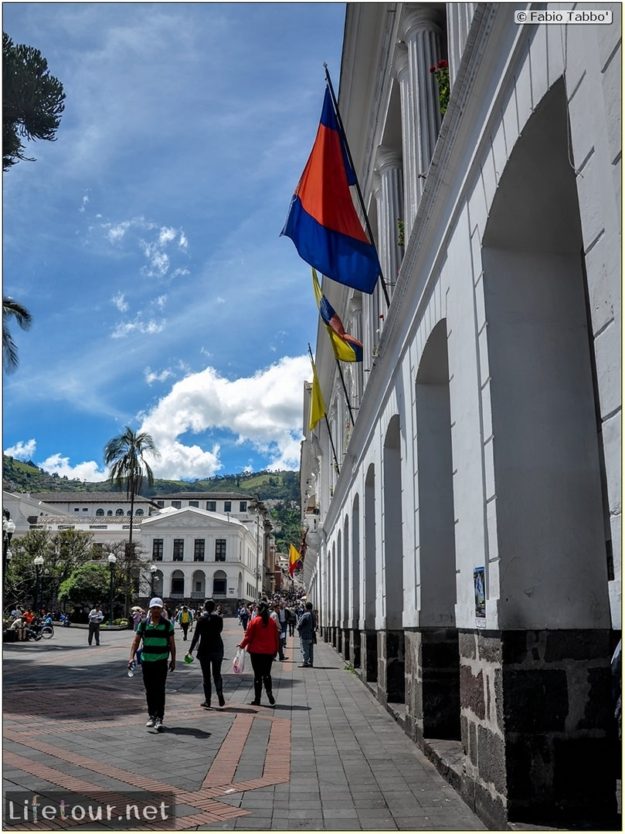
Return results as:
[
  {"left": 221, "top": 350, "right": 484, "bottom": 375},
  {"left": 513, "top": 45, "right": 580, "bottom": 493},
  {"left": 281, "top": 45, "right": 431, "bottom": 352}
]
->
[{"left": 232, "top": 647, "right": 246, "bottom": 674}]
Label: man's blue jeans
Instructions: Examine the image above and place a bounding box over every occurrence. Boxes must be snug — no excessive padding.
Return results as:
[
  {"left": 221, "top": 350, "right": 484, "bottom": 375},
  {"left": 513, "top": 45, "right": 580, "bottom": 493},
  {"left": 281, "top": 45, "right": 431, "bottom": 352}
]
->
[{"left": 300, "top": 637, "right": 314, "bottom": 666}]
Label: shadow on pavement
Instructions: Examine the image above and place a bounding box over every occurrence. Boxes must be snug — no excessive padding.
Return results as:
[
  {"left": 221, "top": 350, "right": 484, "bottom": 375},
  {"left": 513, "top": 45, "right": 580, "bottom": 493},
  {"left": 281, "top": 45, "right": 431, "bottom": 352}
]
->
[{"left": 161, "top": 726, "right": 211, "bottom": 738}]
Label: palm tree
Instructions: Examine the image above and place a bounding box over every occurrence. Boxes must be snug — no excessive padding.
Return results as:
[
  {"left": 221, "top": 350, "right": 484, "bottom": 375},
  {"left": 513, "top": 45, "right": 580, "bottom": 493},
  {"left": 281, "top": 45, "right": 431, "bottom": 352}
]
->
[
  {"left": 3, "top": 296, "right": 32, "bottom": 372},
  {"left": 104, "top": 427, "right": 158, "bottom": 616}
]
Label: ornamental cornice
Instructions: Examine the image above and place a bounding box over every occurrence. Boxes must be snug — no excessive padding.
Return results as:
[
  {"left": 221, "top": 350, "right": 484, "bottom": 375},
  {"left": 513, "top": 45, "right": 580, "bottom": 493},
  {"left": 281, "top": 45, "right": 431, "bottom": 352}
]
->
[
  {"left": 400, "top": 5, "right": 444, "bottom": 40},
  {"left": 393, "top": 42, "right": 409, "bottom": 79},
  {"left": 375, "top": 144, "right": 403, "bottom": 172}
]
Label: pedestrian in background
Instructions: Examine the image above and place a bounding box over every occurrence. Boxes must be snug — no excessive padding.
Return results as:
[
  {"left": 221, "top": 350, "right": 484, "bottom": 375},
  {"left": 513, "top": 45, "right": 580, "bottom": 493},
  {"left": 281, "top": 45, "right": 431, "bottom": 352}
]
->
[
  {"left": 239, "top": 601, "right": 280, "bottom": 706},
  {"left": 189, "top": 599, "right": 225, "bottom": 709},
  {"left": 177, "top": 605, "right": 192, "bottom": 640},
  {"left": 239, "top": 604, "right": 249, "bottom": 631},
  {"left": 297, "top": 602, "right": 316, "bottom": 667},
  {"left": 88, "top": 604, "right": 104, "bottom": 646},
  {"left": 128, "top": 597, "right": 176, "bottom": 732}
]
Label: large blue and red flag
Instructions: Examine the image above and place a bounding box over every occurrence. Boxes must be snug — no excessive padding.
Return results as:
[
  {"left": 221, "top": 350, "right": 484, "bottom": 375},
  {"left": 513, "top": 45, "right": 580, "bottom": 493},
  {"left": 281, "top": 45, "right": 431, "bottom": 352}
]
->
[
  {"left": 282, "top": 88, "right": 380, "bottom": 294},
  {"left": 312, "top": 269, "right": 363, "bottom": 362}
]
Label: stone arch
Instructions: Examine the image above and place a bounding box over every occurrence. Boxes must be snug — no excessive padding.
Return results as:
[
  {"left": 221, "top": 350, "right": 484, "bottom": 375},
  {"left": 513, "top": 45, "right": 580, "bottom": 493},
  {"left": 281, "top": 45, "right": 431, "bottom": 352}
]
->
[
  {"left": 191, "top": 569, "right": 206, "bottom": 601},
  {"left": 416, "top": 319, "right": 456, "bottom": 626},
  {"left": 363, "top": 464, "right": 378, "bottom": 682},
  {"left": 212, "top": 569, "right": 227, "bottom": 597},
  {"left": 482, "top": 78, "right": 610, "bottom": 629},
  {"left": 170, "top": 569, "right": 184, "bottom": 597},
  {"left": 415, "top": 317, "right": 460, "bottom": 740},
  {"left": 382, "top": 414, "right": 405, "bottom": 704}
]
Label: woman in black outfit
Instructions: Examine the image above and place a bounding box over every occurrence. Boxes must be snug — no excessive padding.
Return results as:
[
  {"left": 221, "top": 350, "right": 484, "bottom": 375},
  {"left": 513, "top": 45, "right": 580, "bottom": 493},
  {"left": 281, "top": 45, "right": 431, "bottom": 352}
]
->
[{"left": 188, "top": 599, "right": 225, "bottom": 709}]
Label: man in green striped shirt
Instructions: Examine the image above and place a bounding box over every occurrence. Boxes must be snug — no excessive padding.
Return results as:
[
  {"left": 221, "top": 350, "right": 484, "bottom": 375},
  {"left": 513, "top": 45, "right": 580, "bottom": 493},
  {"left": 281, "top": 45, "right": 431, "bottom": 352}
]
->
[{"left": 128, "top": 597, "right": 176, "bottom": 732}]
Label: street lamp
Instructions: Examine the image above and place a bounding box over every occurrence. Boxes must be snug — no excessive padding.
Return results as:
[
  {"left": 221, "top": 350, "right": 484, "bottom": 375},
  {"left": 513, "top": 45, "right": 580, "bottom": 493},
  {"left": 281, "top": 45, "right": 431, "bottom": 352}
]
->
[
  {"left": 33, "top": 554, "right": 44, "bottom": 613},
  {"left": 3, "top": 514, "right": 16, "bottom": 591},
  {"left": 150, "top": 563, "right": 157, "bottom": 597},
  {"left": 107, "top": 554, "right": 117, "bottom": 626}
]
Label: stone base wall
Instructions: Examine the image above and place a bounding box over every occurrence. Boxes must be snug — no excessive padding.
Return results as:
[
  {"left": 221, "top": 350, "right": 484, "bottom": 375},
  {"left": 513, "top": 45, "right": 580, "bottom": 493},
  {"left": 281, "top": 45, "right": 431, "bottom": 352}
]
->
[
  {"left": 351, "top": 630, "right": 361, "bottom": 668},
  {"left": 404, "top": 628, "right": 460, "bottom": 743},
  {"left": 342, "top": 628, "right": 351, "bottom": 662},
  {"left": 458, "top": 629, "right": 617, "bottom": 829},
  {"left": 359, "top": 630, "right": 378, "bottom": 683},
  {"left": 377, "top": 629, "right": 405, "bottom": 704}
]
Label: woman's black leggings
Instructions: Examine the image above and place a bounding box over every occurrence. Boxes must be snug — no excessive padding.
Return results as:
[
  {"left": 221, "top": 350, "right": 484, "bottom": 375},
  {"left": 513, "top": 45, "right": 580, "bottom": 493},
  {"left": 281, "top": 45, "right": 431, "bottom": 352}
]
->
[
  {"left": 249, "top": 652, "right": 274, "bottom": 692},
  {"left": 199, "top": 651, "right": 224, "bottom": 702}
]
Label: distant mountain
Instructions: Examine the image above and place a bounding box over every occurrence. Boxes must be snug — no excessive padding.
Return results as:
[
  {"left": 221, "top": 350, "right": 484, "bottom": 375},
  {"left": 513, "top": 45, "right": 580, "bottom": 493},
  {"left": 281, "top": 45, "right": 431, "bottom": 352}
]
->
[{"left": 2, "top": 455, "right": 300, "bottom": 503}]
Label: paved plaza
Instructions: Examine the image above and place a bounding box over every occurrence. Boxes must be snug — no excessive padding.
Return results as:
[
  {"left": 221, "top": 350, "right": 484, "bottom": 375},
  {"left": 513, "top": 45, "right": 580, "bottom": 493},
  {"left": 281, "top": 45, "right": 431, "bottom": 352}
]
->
[{"left": 3, "top": 618, "right": 486, "bottom": 830}]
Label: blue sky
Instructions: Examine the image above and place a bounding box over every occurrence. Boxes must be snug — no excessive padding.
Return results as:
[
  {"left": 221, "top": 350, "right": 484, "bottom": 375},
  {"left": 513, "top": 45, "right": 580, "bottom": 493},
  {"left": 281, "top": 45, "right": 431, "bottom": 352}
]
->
[{"left": 3, "top": 2, "right": 345, "bottom": 481}]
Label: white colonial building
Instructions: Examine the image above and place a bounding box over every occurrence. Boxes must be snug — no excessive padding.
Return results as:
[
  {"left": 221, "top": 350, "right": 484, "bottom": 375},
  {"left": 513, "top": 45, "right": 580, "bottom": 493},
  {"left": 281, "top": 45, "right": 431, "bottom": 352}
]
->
[
  {"left": 139, "top": 506, "right": 260, "bottom": 613},
  {"left": 3, "top": 490, "right": 275, "bottom": 609},
  {"left": 300, "top": 3, "right": 620, "bottom": 829}
]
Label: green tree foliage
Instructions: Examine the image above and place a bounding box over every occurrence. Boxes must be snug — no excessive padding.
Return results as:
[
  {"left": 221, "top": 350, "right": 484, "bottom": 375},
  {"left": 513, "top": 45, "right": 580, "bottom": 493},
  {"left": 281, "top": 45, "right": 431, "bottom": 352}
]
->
[
  {"left": 3, "top": 296, "right": 32, "bottom": 373},
  {"left": 3, "top": 32, "right": 65, "bottom": 170},
  {"left": 58, "top": 562, "right": 113, "bottom": 608},
  {"left": 5, "top": 528, "right": 96, "bottom": 609},
  {"left": 270, "top": 501, "right": 303, "bottom": 555}
]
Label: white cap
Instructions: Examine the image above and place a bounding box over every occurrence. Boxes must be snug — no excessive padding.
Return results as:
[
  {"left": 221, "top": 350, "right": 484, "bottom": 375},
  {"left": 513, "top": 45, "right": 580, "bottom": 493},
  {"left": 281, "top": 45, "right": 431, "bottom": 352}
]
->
[{"left": 149, "top": 597, "right": 164, "bottom": 609}]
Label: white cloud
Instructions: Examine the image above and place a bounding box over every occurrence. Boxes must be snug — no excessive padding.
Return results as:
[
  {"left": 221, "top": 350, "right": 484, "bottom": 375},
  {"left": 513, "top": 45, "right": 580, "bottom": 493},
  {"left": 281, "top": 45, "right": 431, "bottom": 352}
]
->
[
  {"left": 158, "top": 226, "right": 177, "bottom": 246},
  {"left": 179, "top": 232, "right": 188, "bottom": 250},
  {"left": 39, "top": 453, "right": 109, "bottom": 482},
  {"left": 154, "top": 295, "right": 168, "bottom": 310},
  {"left": 4, "top": 438, "right": 37, "bottom": 460},
  {"left": 112, "top": 317, "right": 166, "bottom": 338},
  {"left": 138, "top": 354, "right": 310, "bottom": 479},
  {"left": 79, "top": 194, "right": 89, "bottom": 213},
  {"left": 145, "top": 366, "right": 174, "bottom": 385},
  {"left": 112, "top": 291, "right": 129, "bottom": 312}
]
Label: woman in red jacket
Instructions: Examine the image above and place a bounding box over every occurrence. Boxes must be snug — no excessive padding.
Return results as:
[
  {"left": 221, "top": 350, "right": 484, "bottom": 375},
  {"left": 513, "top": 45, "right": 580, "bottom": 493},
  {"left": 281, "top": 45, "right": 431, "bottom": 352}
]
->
[{"left": 238, "top": 601, "right": 280, "bottom": 706}]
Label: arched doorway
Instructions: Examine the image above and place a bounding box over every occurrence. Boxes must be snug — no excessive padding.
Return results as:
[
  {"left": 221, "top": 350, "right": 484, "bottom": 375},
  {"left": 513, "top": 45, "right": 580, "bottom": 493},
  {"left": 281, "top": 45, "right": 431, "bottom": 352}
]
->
[
  {"left": 416, "top": 319, "right": 460, "bottom": 740},
  {"left": 382, "top": 414, "right": 405, "bottom": 704},
  {"left": 479, "top": 78, "right": 613, "bottom": 823},
  {"left": 363, "top": 463, "right": 378, "bottom": 682}
]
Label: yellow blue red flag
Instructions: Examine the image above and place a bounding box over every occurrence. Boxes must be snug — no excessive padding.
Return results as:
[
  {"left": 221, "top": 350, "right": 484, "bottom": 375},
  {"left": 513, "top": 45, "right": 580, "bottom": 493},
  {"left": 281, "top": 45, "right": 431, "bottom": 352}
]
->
[
  {"left": 288, "top": 544, "right": 302, "bottom": 577},
  {"left": 312, "top": 269, "right": 363, "bottom": 362}
]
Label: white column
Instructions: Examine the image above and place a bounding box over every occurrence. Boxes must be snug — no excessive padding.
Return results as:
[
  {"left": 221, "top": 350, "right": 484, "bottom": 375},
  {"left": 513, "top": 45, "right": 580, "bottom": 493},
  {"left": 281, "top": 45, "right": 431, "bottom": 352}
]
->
[
  {"left": 375, "top": 145, "right": 404, "bottom": 291},
  {"left": 401, "top": 7, "right": 444, "bottom": 212},
  {"left": 394, "top": 44, "right": 418, "bottom": 233}
]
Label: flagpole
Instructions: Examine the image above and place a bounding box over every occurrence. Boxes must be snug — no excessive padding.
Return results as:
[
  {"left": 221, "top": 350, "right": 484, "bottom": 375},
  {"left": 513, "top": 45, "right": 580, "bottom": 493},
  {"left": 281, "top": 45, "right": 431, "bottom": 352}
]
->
[
  {"left": 334, "top": 354, "right": 355, "bottom": 427},
  {"left": 308, "top": 343, "right": 341, "bottom": 475},
  {"left": 323, "top": 64, "right": 392, "bottom": 309}
]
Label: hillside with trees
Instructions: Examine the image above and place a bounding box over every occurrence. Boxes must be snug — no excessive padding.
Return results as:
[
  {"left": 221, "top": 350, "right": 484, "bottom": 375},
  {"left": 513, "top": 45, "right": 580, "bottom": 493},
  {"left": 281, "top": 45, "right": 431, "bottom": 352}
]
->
[{"left": 2, "top": 455, "right": 300, "bottom": 502}]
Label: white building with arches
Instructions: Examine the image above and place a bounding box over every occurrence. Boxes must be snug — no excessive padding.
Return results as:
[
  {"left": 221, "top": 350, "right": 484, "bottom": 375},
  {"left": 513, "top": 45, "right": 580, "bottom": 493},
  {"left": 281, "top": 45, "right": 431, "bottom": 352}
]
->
[
  {"left": 300, "top": 3, "right": 620, "bottom": 829},
  {"left": 139, "top": 506, "right": 260, "bottom": 613}
]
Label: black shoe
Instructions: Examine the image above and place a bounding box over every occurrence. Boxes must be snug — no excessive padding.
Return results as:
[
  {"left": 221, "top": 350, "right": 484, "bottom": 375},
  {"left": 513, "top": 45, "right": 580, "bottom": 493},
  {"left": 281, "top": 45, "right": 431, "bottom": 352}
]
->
[
  {"left": 267, "top": 693, "right": 275, "bottom": 706},
  {"left": 299, "top": 664, "right": 309, "bottom": 668},
  {"left": 201, "top": 701, "right": 211, "bottom": 709},
  {"left": 250, "top": 700, "right": 260, "bottom": 706},
  {"left": 217, "top": 693, "right": 225, "bottom": 707}
]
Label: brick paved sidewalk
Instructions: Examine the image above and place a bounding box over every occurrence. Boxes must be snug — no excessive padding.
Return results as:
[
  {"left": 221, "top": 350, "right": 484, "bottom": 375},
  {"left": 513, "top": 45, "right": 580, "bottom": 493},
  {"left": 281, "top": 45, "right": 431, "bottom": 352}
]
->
[{"left": 3, "top": 618, "right": 485, "bottom": 831}]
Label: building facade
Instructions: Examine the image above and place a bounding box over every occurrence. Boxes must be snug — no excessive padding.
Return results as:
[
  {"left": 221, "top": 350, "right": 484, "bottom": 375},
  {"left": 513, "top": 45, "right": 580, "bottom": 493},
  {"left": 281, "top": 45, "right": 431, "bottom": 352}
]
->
[
  {"left": 4, "top": 491, "right": 276, "bottom": 609},
  {"left": 300, "top": 3, "right": 620, "bottom": 828},
  {"left": 140, "top": 507, "right": 259, "bottom": 614}
]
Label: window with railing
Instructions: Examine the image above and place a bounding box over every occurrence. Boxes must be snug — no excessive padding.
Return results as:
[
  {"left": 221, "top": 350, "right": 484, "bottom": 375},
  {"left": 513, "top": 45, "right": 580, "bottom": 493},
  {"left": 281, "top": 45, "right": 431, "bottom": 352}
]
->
[
  {"left": 194, "top": 539, "right": 205, "bottom": 561},
  {"left": 152, "top": 539, "right": 164, "bottom": 561},
  {"left": 173, "top": 539, "right": 184, "bottom": 561},
  {"left": 215, "top": 539, "right": 226, "bottom": 561}
]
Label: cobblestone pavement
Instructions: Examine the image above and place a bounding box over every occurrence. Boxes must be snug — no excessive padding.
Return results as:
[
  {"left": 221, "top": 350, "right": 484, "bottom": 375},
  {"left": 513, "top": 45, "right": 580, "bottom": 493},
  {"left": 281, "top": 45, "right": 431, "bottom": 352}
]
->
[{"left": 3, "top": 618, "right": 486, "bottom": 830}]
